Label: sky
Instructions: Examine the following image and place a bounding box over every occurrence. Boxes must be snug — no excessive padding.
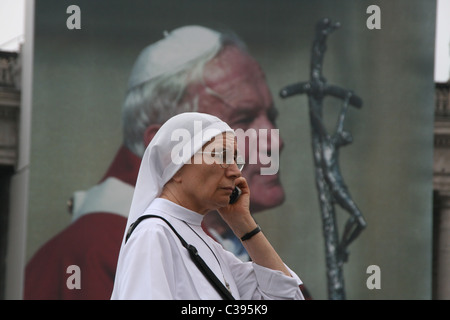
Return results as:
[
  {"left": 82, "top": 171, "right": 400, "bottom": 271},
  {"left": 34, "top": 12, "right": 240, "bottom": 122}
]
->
[
  {"left": 0, "top": 0, "right": 25, "bottom": 52},
  {"left": 0, "top": 0, "right": 448, "bottom": 81},
  {"left": 435, "top": 0, "right": 450, "bottom": 82}
]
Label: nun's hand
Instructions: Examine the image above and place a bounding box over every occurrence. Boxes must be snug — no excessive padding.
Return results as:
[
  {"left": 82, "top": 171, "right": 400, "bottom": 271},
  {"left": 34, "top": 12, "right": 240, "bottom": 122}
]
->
[{"left": 217, "top": 177, "right": 257, "bottom": 239}]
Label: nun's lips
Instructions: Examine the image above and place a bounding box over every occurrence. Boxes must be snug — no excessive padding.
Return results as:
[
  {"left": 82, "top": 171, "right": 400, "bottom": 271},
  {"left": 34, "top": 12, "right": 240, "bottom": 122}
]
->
[{"left": 221, "top": 186, "right": 234, "bottom": 192}]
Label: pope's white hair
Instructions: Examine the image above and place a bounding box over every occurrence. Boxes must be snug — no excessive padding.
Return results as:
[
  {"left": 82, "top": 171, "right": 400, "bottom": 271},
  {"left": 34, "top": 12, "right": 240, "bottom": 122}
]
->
[{"left": 122, "top": 28, "right": 247, "bottom": 157}]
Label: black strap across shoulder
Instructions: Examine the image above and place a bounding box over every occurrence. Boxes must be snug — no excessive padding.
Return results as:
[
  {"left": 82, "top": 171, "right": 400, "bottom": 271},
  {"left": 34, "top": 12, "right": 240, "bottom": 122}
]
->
[{"left": 125, "top": 214, "right": 235, "bottom": 300}]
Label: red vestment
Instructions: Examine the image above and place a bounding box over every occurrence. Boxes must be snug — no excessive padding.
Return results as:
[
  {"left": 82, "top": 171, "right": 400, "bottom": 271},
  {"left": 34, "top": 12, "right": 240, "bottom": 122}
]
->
[{"left": 24, "top": 146, "right": 139, "bottom": 300}]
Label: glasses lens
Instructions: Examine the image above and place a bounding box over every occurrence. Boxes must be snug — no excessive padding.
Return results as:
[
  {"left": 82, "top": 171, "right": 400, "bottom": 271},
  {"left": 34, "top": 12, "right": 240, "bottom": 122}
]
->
[
  {"left": 236, "top": 154, "right": 245, "bottom": 171},
  {"left": 223, "top": 150, "right": 234, "bottom": 165},
  {"left": 205, "top": 150, "right": 245, "bottom": 170}
]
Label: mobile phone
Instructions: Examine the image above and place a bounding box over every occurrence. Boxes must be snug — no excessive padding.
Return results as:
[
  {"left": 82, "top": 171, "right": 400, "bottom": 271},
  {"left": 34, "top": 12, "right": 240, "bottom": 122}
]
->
[{"left": 229, "top": 186, "right": 241, "bottom": 204}]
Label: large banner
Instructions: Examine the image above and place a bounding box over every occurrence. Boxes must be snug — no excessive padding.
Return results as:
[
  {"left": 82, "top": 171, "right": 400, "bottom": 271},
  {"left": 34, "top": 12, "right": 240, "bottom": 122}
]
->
[{"left": 25, "top": 0, "right": 435, "bottom": 299}]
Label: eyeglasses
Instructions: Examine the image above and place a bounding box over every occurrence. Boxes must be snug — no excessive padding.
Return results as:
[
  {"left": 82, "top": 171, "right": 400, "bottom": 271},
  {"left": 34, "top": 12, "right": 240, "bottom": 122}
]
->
[{"left": 197, "top": 150, "right": 245, "bottom": 171}]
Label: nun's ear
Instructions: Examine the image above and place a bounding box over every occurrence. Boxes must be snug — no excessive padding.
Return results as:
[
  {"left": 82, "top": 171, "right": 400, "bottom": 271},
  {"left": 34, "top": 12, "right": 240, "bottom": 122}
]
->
[{"left": 143, "top": 124, "right": 162, "bottom": 147}]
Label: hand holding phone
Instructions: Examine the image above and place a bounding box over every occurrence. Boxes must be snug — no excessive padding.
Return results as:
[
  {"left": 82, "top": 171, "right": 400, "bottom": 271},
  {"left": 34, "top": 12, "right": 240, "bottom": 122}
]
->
[{"left": 219, "top": 179, "right": 252, "bottom": 235}]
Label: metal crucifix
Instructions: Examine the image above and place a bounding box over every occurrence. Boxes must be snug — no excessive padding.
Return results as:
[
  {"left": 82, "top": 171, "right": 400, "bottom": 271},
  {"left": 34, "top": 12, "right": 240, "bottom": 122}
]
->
[{"left": 279, "top": 18, "right": 367, "bottom": 300}]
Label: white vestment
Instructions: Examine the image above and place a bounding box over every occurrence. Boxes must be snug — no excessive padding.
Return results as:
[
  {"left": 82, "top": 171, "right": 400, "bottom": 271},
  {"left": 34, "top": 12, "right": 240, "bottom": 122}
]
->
[{"left": 111, "top": 198, "right": 304, "bottom": 300}]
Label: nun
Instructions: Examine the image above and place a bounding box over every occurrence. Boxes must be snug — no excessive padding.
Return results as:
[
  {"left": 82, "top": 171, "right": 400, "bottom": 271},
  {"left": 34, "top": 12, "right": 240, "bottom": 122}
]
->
[{"left": 111, "top": 112, "right": 304, "bottom": 300}]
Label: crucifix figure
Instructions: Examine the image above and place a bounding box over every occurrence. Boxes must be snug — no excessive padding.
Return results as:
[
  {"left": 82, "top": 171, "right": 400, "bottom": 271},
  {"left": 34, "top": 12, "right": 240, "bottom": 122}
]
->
[
  {"left": 311, "top": 92, "right": 367, "bottom": 263},
  {"left": 280, "top": 18, "right": 367, "bottom": 299}
]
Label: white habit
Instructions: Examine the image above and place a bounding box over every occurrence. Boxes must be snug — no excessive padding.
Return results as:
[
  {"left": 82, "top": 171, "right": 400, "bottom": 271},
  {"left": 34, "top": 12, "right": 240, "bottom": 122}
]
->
[{"left": 111, "top": 198, "right": 304, "bottom": 300}]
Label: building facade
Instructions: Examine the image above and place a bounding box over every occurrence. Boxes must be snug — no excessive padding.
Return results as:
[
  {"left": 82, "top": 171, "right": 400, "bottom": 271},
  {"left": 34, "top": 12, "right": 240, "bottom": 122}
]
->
[
  {"left": 0, "top": 50, "right": 21, "bottom": 299},
  {"left": 433, "top": 82, "right": 450, "bottom": 299}
]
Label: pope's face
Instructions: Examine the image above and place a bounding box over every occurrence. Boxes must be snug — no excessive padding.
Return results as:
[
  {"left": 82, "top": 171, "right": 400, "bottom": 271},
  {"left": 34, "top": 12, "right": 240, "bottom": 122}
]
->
[{"left": 187, "top": 45, "right": 285, "bottom": 213}]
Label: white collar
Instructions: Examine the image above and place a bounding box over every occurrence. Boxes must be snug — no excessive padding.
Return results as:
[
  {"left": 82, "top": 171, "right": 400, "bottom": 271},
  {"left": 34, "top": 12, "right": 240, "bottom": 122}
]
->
[
  {"left": 146, "top": 198, "right": 204, "bottom": 226},
  {"left": 71, "top": 177, "right": 134, "bottom": 221}
]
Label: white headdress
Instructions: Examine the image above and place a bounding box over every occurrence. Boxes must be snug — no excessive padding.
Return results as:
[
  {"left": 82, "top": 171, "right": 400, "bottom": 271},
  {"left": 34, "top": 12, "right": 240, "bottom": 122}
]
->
[
  {"left": 122, "top": 112, "right": 234, "bottom": 241},
  {"left": 127, "top": 25, "right": 221, "bottom": 90}
]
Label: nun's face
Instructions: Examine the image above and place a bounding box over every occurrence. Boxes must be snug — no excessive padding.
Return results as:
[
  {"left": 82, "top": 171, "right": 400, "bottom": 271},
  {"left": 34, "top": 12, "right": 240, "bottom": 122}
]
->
[
  {"left": 190, "top": 45, "right": 285, "bottom": 213},
  {"left": 174, "top": 133, "right": 242, "bottom": 215}
]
